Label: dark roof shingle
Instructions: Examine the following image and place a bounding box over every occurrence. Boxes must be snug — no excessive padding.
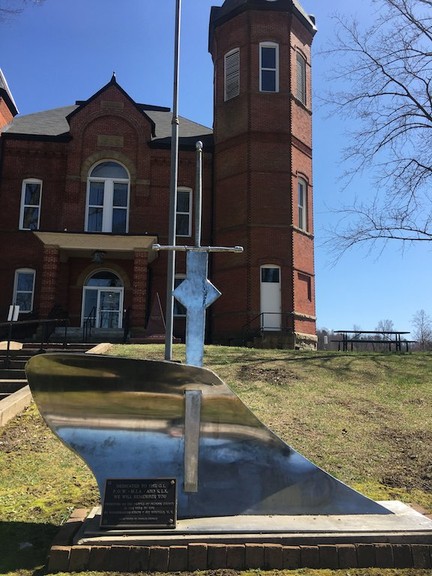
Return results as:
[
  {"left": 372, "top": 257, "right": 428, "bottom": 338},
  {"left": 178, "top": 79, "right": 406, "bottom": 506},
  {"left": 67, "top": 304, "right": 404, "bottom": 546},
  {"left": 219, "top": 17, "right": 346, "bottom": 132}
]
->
[{"left": 3, "top": 103, "right": 213, "bottom": 147}]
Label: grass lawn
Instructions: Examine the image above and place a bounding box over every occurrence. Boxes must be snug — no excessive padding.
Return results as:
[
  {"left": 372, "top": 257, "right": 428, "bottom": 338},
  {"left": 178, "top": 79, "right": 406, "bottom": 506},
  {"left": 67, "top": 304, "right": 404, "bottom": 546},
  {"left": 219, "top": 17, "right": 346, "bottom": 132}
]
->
[{"left": 0, "top": 345, "right": 431, "bottom": 575}]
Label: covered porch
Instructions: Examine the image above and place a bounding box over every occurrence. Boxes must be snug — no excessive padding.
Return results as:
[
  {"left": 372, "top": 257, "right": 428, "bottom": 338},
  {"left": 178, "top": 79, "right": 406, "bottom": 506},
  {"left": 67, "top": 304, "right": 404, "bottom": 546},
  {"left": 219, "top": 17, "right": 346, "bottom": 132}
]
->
[{"left": 33, "top": 231, "right": 158, "bottom": 340}]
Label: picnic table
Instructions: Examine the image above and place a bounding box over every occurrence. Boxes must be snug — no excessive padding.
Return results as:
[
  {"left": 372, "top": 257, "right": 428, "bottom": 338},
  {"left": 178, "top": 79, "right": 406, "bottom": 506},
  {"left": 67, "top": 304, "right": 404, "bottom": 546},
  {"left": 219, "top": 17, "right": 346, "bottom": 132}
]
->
[{"left": 333, "top": 330, "right": 414, "bottom": 352}]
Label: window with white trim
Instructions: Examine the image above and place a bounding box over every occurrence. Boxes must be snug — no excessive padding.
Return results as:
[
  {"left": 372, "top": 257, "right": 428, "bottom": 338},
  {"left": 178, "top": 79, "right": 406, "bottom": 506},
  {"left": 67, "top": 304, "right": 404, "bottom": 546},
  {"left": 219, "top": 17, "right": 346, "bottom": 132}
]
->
[
  {"left": 20, "top": 179, "right": 42, "bottom": 230},
  {"left": 13, "top": 268, "right": 35, "bottom": 313},
  {"left": 298, "top": 177, "right": 308, "bottom": 231},
  {"left": 176, "top": 188, "right": 192, "bottom": 237},
  {"left": 224, "top": 48, "right": 240, "bottom": 101},
  {"left": 260, "top": 42, "right": 279, "bottom": 92},
  {"left": 174, "top": 275, "right": 186, "bottom": 317},
  {"left": 86, "top": 161, "right": 129, "bottom": 233},
  {"left": 296, "top": 52, "right": 307, "bottom": 105}
]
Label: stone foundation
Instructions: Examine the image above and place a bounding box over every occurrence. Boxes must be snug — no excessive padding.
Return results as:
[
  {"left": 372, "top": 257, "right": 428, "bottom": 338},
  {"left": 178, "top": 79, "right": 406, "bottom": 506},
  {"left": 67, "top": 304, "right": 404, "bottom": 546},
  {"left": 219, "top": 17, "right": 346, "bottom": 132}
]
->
[{"left": 254, "top": 331, "right": 317, "bottom": 350}]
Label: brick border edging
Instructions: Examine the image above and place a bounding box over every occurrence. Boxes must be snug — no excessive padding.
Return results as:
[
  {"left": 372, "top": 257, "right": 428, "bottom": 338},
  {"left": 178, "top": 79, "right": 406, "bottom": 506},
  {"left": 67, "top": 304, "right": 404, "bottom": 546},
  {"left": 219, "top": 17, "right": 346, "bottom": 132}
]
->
[{"left": 47, "top": 509, "right": 432, "bottom": 572}]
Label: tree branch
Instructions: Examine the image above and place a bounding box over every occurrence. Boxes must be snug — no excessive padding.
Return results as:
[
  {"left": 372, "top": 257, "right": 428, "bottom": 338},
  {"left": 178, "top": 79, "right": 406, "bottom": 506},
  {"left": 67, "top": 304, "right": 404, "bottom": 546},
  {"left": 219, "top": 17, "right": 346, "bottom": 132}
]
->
[{"left": 319, "top": 0, "right": 432, "bottom": 255}]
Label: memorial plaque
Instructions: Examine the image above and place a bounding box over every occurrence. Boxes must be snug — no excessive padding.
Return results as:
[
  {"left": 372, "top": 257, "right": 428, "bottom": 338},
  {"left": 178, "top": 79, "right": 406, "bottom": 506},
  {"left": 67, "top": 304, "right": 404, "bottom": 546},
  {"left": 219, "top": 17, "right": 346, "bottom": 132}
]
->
[{"left": 101, "top": 478, "right": 177, "bottom": 528}]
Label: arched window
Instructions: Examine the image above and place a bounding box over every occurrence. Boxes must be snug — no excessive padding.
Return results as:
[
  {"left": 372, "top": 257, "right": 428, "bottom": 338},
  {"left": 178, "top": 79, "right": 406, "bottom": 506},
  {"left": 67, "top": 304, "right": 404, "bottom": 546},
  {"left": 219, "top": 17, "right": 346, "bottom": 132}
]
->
[
  {"left": 13, "top": 268, "right": 36, "bottom": 312},
  {"left": 20, "top": 179, "right": 42, "bottom": 230},
  {"left": 86, "top": 161, "right": 129, "bottom": 233},
  {"left": 86, "top": 271, "right": 123, "bottom": 287},
  {"left": 260, "top": 42, "right": 279, "bottom": 93}
]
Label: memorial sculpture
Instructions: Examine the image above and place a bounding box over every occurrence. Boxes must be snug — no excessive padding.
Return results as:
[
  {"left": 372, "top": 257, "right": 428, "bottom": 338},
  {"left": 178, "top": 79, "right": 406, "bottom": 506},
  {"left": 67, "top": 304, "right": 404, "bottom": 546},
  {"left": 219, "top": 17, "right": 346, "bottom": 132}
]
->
[
  {"left": 26, "top": 352, "right": 390, "bottom": 524},
  {"left": 25, "top": 141, "right": 391, "bottom": 528}
]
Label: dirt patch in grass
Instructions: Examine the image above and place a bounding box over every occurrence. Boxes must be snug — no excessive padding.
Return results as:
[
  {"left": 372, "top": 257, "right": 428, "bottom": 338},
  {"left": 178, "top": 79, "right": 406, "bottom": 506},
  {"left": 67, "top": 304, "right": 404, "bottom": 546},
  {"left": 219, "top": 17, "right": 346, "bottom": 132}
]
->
[
  {"left": 0, "top": 411, "right": 52, "bottom": 454},
  {"left": 377, "top": 427, "right": 432, "bottom": 492},
  {"left": 238, "top": 364, "right": 301, "bottom": 385}
]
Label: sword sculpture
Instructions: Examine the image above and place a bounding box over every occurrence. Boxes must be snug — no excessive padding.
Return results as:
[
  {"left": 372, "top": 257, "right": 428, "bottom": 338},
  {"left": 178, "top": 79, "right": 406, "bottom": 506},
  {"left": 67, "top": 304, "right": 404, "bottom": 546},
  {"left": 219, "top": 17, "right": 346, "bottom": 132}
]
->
[{"left": 154, "top": 141, "right": 242, "bottom": 367}]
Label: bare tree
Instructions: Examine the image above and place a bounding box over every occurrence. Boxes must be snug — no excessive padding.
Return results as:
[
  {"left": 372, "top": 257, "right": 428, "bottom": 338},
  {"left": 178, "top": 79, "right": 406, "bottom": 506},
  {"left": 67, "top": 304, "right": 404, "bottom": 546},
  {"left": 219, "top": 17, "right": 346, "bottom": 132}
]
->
[
  {"left": 352, "top": 324, "right": 362, "bottom": 339},
  {"left": 412, "top": 309, "right": 432, "bottom": 350},
  {"left": 375, "top": 319, "right": 394, "bottom": 340},
  {"left": 323, "top": 0, "right": 432, "bottom": 253},
  {"left": 0, "top": 0, "right": 45, "bottom": 21}
]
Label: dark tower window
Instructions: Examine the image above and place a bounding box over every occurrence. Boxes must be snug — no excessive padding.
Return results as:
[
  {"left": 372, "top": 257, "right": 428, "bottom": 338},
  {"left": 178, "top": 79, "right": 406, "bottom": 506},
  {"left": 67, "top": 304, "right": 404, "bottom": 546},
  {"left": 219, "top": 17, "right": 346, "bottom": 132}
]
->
[{"left": 260, "top": 42, "right": 279, "bottom": 92}]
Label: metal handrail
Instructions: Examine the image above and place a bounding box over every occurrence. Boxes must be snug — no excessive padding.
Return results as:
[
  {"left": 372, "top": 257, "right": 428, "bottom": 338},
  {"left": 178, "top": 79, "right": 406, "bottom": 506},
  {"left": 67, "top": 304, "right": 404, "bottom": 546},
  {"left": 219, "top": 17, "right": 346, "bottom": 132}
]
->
[
  {"left": 239, "top": 312, "right": 291, "bottom": 345},
  {"left": 0, "top": 317, "right": 70, "bottom": 368},
  {"left": 82, "top": 307, "right": 96, "bottom": 343},
  {"left": 123, "top": 307, "right": 131, "bottom": 343}
]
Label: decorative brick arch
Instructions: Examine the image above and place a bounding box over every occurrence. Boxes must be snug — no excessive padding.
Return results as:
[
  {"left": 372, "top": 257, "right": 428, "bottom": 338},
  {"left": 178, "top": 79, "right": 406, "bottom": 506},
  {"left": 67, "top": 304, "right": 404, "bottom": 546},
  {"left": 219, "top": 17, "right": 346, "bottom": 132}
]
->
[
  {"left": 80, "top": 152, "right": 137, "bottom": 183},
  {"left": 76, "top": 264, "right": 131, "bottom": 289}
]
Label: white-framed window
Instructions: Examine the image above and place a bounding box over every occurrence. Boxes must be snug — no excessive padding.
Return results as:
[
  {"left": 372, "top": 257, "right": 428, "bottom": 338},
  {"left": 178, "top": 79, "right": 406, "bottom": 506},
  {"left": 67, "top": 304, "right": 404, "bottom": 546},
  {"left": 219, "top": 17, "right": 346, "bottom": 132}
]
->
[
  {"left": 20, "top": 179, "right": 42, "bottom": 230},
  {"left": 260, "top": 42, "right": 279, "bottom": 93},
  {"left": 86, "top": 161, "right": 130, "bottom": 233},
  {"left": 13, "top": 268, "right": 35, "bottom": 313},
  {"left": 224, "top": 48, "right": 240, "bottom": 101},
  {"left": 296, "top": 51, "right": 307, "bottom": 105},
  {"left": 176, "top": 187, "right": 192, "bottom": 237},
  {"left": 174, "top": 275, "right": 186, "bottom": 317},
  {"left": 298, "top": 177, "right": 308, "bottom": 231}
]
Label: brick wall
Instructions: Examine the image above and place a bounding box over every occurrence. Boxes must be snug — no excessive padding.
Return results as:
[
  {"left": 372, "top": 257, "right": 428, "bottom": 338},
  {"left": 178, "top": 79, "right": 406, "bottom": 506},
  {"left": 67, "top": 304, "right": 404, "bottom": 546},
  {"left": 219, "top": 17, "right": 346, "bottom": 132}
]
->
[
  {"left": 0, "top": 82, "right": 212, "bottom": 332},
  {"left": 0, "top": 4, "right": 316, "bottom": 346}
]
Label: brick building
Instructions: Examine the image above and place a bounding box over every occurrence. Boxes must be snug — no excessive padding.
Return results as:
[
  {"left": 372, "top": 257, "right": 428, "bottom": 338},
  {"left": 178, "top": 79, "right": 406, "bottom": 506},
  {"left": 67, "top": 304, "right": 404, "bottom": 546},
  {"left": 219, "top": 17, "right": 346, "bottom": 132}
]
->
[{"left": 0, "top": 0, "right": 317, "bottom": 348}]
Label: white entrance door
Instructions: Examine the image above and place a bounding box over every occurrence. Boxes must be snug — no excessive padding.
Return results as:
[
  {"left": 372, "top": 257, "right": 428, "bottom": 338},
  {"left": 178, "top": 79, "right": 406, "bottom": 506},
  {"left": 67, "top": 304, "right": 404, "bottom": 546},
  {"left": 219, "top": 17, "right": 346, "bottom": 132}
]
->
[
  {"left": 82, "top": 271, "right": 124, "bottom": 329},
  {"left": 260, "top": 266, "right": 281, "bottom": 331},
  {"left": 83, "top": 288, "right": 123, "bottom": 328}
]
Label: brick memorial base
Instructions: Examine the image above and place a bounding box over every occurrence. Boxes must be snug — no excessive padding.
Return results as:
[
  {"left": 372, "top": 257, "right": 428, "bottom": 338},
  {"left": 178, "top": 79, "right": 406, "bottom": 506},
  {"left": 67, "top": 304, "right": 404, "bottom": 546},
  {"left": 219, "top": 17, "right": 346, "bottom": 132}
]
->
[{"left": 47, "top": 503, "right": 432, "bottom": 572}]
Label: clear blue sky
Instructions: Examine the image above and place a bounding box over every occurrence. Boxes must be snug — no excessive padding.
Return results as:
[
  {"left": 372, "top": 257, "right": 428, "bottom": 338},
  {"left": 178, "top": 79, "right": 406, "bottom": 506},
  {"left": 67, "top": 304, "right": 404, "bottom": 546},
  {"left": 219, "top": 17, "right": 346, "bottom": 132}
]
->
[{"left": 1, "top": 0, "right": 426, "bottom": 335}]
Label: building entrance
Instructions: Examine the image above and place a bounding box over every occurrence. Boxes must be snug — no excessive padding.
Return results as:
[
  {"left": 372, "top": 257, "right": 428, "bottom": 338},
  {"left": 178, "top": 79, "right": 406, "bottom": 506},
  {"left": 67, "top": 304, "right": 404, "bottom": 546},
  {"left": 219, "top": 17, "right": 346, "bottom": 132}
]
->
[
  {"left": 82, "top": 271, "right": 124, "bottom": 329},
  {"left": 260, "top": 265, "right": 281, "bottom": 331}
]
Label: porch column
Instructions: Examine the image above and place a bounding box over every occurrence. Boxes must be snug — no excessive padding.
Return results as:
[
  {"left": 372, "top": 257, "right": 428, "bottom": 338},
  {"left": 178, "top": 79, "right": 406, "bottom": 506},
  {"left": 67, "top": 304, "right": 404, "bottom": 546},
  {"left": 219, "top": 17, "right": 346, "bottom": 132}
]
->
[
  {"left": 131, "top": 249, "right": 148, "bottom": 328},
  {"left": 39, "top": 245, "right": 60, "bottom": 318}
]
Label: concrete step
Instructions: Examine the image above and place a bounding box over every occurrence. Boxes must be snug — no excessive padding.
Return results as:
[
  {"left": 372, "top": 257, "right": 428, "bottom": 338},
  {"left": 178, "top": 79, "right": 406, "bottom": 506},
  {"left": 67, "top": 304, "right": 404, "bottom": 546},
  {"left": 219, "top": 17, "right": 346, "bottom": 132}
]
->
[
  {"left": 22, "top": 344, "right": 94, "bottom": 353},
  {"left": 0, "top": 369, "right": 26, "bottom": 380},
  {"left": 0, "top": 359, "right": 29, "bottom": 370},
  {"left": 3, "top": 359, "right": 27, "bottom": 369},
  {"left": 0, "top": 380, "right": 27, "bottom": 393},
  {"left": 52, "top": 327, "right": 125, "bottom": 343},
  {"left": 0, "top": 343, "right": 100, "bottom": 374}
]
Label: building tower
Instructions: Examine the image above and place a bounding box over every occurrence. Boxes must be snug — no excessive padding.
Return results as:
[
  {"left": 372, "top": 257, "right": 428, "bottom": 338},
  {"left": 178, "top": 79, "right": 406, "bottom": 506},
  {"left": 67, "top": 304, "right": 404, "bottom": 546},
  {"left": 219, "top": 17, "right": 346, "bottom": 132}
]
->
[{"left": 209, "top": 0, "right": 317, "bottom": 348}]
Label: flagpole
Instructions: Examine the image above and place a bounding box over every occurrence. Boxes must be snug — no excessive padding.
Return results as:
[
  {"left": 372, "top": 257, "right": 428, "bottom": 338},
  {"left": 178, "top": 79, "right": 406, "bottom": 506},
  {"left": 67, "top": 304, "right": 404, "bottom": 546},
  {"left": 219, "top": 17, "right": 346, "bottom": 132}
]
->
[{"left": 165, "top": 0, "right": 182, "bottom": 360}]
